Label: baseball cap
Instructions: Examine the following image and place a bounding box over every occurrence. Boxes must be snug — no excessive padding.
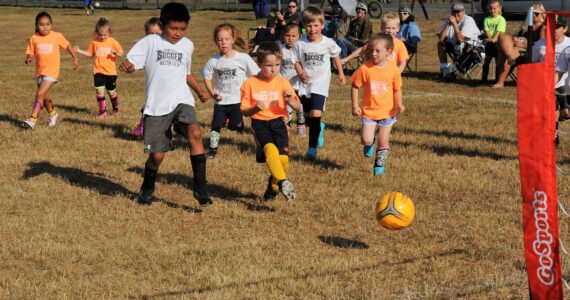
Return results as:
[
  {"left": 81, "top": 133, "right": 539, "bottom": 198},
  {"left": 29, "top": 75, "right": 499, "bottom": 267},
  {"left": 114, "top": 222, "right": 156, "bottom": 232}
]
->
[
  {"left": 356, "top": 2, "right": 368, "bottom": 12},
  {"left": 451, "top": 2, "right": 465, "bottom": 12},
  {"left": 398, "top": 7, "right": 412, "bottom": 14},
  {"left": 557, "top": 17, "right": 568, "bottom": 27}
]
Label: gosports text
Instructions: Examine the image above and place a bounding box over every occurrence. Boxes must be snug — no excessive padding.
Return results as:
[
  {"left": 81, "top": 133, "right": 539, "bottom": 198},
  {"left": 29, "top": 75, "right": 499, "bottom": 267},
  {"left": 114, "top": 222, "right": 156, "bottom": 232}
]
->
[{"left": 532, "top": 190, "right": 555, "bottom": 286}]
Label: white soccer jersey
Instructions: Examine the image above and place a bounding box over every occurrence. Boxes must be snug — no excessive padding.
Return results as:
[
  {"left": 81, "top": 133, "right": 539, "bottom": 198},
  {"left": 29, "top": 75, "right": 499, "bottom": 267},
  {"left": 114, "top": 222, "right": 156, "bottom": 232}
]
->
[
  {"left": 127, "top": 34, "right": 195, "bottom": 116},
  {"left": 541, "top": 37, "right": 570, "bottom": 91},
  {"left": 202, "top": 51, "right": 259, "bottom": 105},
  {"left": 280, "top": 44, "right": 299, "bottom": 90},
  {"left": 292, "top": 35, "right": 341, "bottom": 97}
]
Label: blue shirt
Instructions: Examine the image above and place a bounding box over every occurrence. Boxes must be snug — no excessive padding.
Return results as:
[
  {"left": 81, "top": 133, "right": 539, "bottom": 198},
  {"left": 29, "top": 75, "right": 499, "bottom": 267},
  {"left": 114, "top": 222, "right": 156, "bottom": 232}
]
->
[{"left": 397, "top": 21, "right": 421, "bottom": 46}]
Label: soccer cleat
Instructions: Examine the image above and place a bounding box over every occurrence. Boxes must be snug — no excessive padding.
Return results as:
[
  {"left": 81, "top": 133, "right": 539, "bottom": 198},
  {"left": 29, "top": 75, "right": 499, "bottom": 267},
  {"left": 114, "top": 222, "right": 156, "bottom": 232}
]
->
[
  {"left": 278, "top": 179, "right": 296, "bottom": 201},
  {"left": 297, "top": 123, "right": 306, "bottom": 136},
  {"left": 96, "top": 111, "right": 108, "bottom": 120},
  {"left": 207, "top": 147, "right": 217, "bottom": 159},
  {"left": 305, "top": 147, "right": 318, "bottom": 160},
  {"left": 317, "top": 122, "right": 325, "bottom": 148},
  {"left": 363, "top": 143, "right": 375, "bottom": 158},
  {"left": 263, "top": 175, "right": 279, "bottom": 201},
  {"left": 194, "top": 190, "right": 213, "bottom": 206},
  {"left": 112, "top": 107, "right": 119, "bottom": 116},
  {"left": 374, "top": 166, "right": 385, "bottom": 176},
  {"left": 48, "top": 112, "right": 59, "bottom": 127},
  {"left": 137, "top": 188, "right": 154, "bottom": 205},
  {"left": 22, "top": 119, "right": 36, "bottom": 130},
  {"left": 132, "top": 123, "right": 144, "bottom": 138}
]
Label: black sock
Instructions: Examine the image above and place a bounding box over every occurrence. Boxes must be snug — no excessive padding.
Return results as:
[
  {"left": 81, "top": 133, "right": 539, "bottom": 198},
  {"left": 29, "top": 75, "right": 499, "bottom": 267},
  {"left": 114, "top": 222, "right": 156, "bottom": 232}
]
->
[
  {"left": 308, "top": 117, "right": 321, "bottom": 148},
  {"left": 141, "top": 166, "right": 158, "bottom": 191},
  {"left": 190, "top": 154, "right": 208, "bottom": 196}
]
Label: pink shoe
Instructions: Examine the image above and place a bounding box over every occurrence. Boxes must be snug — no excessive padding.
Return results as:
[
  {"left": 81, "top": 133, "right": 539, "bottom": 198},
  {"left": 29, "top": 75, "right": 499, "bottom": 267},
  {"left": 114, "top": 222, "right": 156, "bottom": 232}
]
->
[
  {"left": 96, "top": 111, "right": 108, "bottom": 120},
  {"left": 132, "top": 123, "right": 144, "bottom": 137}
]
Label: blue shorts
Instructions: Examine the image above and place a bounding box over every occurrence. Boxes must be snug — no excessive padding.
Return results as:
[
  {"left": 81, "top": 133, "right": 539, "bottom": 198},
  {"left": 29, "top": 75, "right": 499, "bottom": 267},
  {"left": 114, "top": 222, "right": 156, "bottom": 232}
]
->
[
  {"left": 301, "top": 94, "right": 326, "bottom": 112},
  {"left": 362, "top": 117, "right": 397, "bottom": 127},
  {"left": 36, "top": 75, "right": 58, "bottom": 86},
  {"left": 84, "top": 0, "right": 93, "bottom": 6}
]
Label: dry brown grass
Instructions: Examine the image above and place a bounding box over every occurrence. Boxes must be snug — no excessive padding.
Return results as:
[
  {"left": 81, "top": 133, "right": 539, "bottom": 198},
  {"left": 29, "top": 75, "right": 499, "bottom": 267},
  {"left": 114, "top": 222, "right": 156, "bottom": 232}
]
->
[{"left": 0, "top": 6, "right": 565, "bottom": 299}]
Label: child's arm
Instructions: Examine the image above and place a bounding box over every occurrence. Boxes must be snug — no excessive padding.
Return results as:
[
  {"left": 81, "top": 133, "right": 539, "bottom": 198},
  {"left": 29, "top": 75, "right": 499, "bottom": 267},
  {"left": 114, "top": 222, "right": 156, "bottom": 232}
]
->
[
  {"left": 187, "top": 73, "right": 210, "bottom": 103},
  {"left": 294, "top": 62, "right": 310, "bottom": 84},
  {"left": 332, "top": 56, "right": 346, "bottom": 86},
  {"left": 285, "top": 90, "right": 301, "bottom": 112},
  {"left": 73, "top": 46, "right": 92, "bottom": 57},
  {"left": 25, "top": 54, "right": 33, "bottom": 65},
  {"left": 397, "top": 60, "right": 406, "bottom": 73},
  {"left": 340, "top": 46, "right": 363, "bottom": 65},
  {"left": 394, "top": 89, "right": 404, "bottom": 115},
  {"left": 119, "top": 60, "right": 135, "bottom": 73},
  {"left": 204, "top": 79, "right": 220, "bottom": 101},
  {"left": 241, "top": 105, "right": 261, "bottom": 117},
  {"left": 66, "top": 45, "right": 79, "bottom": 70},
  {"left": 484, "top": 29, "right": 492, "bottom": 40},
  {"left": 351, "top": 83, "right": 362, "bottom": 116},
  {"left": 111, "top": 49, "right": 124, "bottom": 58}
]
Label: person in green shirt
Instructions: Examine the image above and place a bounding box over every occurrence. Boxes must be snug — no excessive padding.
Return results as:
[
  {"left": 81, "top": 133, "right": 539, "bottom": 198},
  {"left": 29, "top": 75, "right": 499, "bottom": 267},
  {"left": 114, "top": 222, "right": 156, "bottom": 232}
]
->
[{"left": 482, "top": 0, "right": 506, "bottom": 84}]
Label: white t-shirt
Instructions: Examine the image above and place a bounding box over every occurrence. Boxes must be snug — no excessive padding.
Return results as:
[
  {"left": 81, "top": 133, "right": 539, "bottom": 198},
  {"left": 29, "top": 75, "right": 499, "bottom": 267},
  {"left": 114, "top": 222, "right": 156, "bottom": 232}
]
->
[
  {"left": 202, "top": 51, "right": 259, "bottom": 105},
  {"left": 280, "top": 44, "right": 299, "bottom": 90},
  {"left": 292, "top": 35, "right": 341, "bottom": 97},
  {"left": 536, "top": 37, "right": 570, "bottom": 90},
  {"left": 556, "top": 43, "right": 570, "bottom": 94},
  {"left": 127, "top": 34, "right": 195, "bottom": 116},
  {"left": 440, "top": 15, "right": 480, "bottom": 44}
]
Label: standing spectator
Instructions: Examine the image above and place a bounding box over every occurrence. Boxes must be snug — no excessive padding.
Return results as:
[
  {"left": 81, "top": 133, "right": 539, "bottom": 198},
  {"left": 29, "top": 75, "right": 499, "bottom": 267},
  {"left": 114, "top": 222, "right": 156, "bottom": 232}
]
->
[
  {"left": 271, "top": 0, "right": 302, "bottom": 39},
  {"left": 436, "top": 2, "right": 480, "bottom": 80},
  {"left": 337, "top": 2, "right": 373, "bottom": 59},
  {"left": 397, "top": 6, "right": 421, "bottom": 55},
  {"left": 252, "top": 0, "right": 269, "bottom": 20}
]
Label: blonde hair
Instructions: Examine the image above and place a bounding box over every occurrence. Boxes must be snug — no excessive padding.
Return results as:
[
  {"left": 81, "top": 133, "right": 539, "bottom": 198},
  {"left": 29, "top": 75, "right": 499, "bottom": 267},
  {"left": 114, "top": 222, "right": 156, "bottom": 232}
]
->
[
  {"left": 381, "top": 12, "right": 400, "bottom": 27},
  {"left": 213, "top": 23, "right": 247, "bottom": 50},
  {"left": 532, "top": 3, "right": 545, "bottom": 24},
  {"left": 302, "top": 6, "right": 325, "bottom": 25},
  {"left": 489, "top": 0, "right": 502, "bottom": 15}
]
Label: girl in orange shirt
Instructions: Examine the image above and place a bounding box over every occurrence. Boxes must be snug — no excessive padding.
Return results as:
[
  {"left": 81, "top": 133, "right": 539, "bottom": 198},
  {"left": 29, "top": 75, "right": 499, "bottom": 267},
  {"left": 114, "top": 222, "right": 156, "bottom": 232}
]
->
[
  {"left": 351, "top": 33, "right": 405, "bottom": 176},
  {"left": 75, "top": 18, "right": 124, "bottom": 119},
  {"left": 23, "top": 12, "right": 79, "bottom": 130}
]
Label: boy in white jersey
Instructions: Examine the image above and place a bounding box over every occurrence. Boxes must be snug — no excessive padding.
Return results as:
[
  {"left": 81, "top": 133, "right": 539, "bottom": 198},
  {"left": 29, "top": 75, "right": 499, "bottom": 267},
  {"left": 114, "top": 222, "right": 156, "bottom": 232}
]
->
[
  {"left": 280, "top": 24, "right": 305, "bottom": 135},
  {"left": 293, "top": 6, "right": 346, "bottom": 160},
  {"left": 119, "top": 3, "right": 212, "bottom": 206}
]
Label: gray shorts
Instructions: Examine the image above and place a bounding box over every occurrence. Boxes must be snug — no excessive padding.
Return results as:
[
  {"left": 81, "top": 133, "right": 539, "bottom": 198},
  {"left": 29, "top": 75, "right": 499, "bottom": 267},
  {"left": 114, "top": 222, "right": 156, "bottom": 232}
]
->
[{"left": 143, "top": 104, "right": 198, "bottom": 153}]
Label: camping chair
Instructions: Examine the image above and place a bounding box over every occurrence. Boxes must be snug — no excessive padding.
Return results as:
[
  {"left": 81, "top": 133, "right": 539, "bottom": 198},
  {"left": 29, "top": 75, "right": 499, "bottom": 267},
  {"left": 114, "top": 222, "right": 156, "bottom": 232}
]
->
[
  {"left": 248, "top": 27, "right": 276, "bottom": 57},
  {"left": 449, "top": 40, "right": 487, "bottom": 80}
]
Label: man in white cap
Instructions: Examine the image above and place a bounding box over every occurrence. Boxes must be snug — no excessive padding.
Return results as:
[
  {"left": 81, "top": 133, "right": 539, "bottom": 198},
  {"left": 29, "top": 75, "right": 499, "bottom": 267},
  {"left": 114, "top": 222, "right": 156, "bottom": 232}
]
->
[
  {"left": 337, "top": 2, "right": 373, "bottom": 59},
  {"left": 437, "top": 2, "right": 480, "bottom": 79}
]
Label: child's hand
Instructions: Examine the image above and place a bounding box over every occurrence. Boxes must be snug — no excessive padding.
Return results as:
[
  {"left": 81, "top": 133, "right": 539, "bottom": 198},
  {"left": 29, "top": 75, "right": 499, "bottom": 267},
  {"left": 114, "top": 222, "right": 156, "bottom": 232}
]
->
[
  {"left": 198, "top": 91, "right": 210, "bottom": 102},
  {"left": 71, "top": 58, "right": 79, "bottom": 70},
  {"left": 255, "top": 99, "right": 270, "bottom": 111},
  {"left": 338, "top": 74, "right": 346, "bottom": 86},
  {"left": 299, "top": 72, "right": 310, "bottom": 84},
  {"left": 119, "top": 61, "right": 135, "bottom": 73},
  {"left": 25, "top": 56, "right": 33, "bottom": 65},
  {"left": 73, "top": 45, "right": 80, "bottom": 52},
  {"left": 396, "top": 103, "right": 405, "bottom": 115},
  {"left": 352, "top": 105, "right": 362, "bottom": 116},
  {"left": 213, "top": 93, "right": 223, "bottom": 102},
  {"left": 284, "top": 90, "right": 293, "bottom": 104}
]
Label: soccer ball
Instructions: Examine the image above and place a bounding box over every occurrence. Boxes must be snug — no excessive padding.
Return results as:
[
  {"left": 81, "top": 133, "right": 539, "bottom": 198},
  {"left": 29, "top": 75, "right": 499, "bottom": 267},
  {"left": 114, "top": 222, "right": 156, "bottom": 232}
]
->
[
  {"left": 375, "top": 192, "right": 415, "bottom": 230},
  {"left": 94, "top": 2, "right": 100, "bottom": 7}
]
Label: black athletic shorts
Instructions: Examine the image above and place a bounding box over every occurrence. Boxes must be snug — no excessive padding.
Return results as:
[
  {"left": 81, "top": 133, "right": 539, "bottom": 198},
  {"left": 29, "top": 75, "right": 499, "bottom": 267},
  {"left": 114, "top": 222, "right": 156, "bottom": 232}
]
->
[
  {"left": 211, "top": 103, "right": 243, "bottom": 131},
  {"left": 251, "top": 118, "right": 289, "bottom": 163},
  {"left": 94, "top": 73, "right": 117, "bottom": 91},
  {"left": 300, "top": 93, "right": 326, "bottom": 113}
]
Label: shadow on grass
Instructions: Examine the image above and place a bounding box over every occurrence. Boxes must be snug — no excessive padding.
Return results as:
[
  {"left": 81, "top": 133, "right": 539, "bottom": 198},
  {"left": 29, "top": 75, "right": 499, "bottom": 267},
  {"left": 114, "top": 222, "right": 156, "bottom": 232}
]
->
[
  {"left": 325, "top": 122, "right": 358, "bottom": 134},
  {"left": 65, "top": 117, "right": 136, "bottom": 141},
  {"left": 127, "top": 167, "right": 275, "bottom": 212},
  {"left": 0, "top": 114, "right": 24, "bottom": 129},
  {"left": 137, "top": 248, "right": 468, "bottom": 299},
  {"left": 21, "top": 161, "right": 202, "bottom": 213},
  {"left": 54, "top": 104, "right": 91, "bottom": 114},
  {"left": 397, "top": 126, "right": 516, "bottom": 145},
  {"left": 393, "top": 140, "right": 516, "bottom": 161},
  {"left": 317, "top": 235, "right": 369, "bottom": 249}
]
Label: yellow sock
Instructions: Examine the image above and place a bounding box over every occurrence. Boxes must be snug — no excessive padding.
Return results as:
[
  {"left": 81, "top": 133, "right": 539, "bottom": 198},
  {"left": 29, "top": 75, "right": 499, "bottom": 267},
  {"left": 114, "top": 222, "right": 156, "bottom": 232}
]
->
[
  {"left": 29, "top": 116, "right": 38, "bottom": 122},
  {"left": 271, "top": 155, "right": 290, "bottom": 190},
  {"left": 264, "top": 143, "right": 286, "bottom": 183},
  {"left": 49, "top": 110, "right": 57, "bottom": 117}
]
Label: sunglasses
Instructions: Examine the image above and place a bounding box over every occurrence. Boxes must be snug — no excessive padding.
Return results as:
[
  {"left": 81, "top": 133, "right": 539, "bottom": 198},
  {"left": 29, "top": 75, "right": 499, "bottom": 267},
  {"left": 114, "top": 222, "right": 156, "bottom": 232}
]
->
[
  {"left": 534, "top": 12, "right": 543, "bottom": 17},
  {"left": 288, "top": 5, "right": 297, "bottom": 8},
  {"left": 356, "top": 8, "right": 365, "bottom": 12},
  {"left": 398, "top": 12, "right": 409, "bottom": 15}
]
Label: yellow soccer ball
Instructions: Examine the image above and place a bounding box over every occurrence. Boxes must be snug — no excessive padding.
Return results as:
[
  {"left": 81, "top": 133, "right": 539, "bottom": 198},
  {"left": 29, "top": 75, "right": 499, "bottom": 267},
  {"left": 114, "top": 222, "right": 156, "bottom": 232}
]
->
[{"left": 375, "top": 192, "right": 415, "bottom": 230}]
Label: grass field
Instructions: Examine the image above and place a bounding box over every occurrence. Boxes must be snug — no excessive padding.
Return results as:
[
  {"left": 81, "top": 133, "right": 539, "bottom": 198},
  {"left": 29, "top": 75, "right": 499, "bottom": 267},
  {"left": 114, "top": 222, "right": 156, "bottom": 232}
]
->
[{"left": 1, "top": 5, "right": 568, "bottom": 299}]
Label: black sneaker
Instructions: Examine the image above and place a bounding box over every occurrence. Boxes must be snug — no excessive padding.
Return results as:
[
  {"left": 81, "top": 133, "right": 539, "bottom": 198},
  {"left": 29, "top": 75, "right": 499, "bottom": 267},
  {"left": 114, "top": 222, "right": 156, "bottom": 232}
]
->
[
  {"left": 137, "top": 188, "right": 154, "bottom": 205},
  {"left": 207, "top": 147, "right": 217, "bottom": 159},
  {"left": 194, "top": 190, "right": 213, "bottom": 206},
  {"left": 263, "top": 175, "right": 279, "bottom": 201}
]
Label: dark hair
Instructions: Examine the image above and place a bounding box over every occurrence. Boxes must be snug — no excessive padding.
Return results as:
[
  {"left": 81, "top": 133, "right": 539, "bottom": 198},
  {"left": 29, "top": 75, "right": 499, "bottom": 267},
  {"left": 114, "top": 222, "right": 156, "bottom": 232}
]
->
[
  {"left": 160, "top": 2, "right": 190, "bottom": 26},
  {"left": 35, "top": 11, "right": 52, "bottom": 32},
  {"left": 256, "top": 41, "right": 282, "bottom": 64},
  {"left": 144, "top": 17, "right": 160, "bottom": 33},
  {"left": 213, "top": 23, "right": 247, "bottom": 50},
  {"left": 95, "top": 18, "right": 111, "bottom": 34}
]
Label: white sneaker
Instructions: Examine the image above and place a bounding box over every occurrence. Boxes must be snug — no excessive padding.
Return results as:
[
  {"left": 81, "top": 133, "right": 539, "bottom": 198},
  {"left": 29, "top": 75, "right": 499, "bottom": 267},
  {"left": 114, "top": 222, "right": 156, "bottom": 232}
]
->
[
  {"left": 278, "top": 179, "right": 296, "bottom": 201},
  {"left": 22, "top": 118, "right": 36, "bottom": 130},
  {"left": 48, "top": 112, "right": 59, "bottom": 127}
]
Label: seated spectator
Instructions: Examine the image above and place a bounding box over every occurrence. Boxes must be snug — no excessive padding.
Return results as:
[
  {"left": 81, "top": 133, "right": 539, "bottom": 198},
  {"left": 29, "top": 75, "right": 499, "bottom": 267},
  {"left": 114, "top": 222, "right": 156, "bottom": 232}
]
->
[
  {"left": 492, "top": 3, "right": 545, "bottom": 88},
  {"left": 337, "top": 2, "right": 373, "bottom": 59},
  {"left": 397, "top": 7, "right": 421, "bottom": 54},
  {"left": 481, "top": 0, "right": 506, "bottom": 84},
  {"left": 545, "top": 17, "right": 570, "bottom": 122},
  {"left": 270, "top": 0, "right": 302, "bottom": 39},
  {"left": 436, "top": 2, "right": 480, "bottom": 80}
]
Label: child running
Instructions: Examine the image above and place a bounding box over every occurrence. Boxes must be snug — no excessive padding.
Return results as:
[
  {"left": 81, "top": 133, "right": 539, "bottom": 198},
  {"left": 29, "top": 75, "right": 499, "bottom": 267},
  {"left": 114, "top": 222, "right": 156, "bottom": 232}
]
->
[
  {"left": 240, "top": 41, "right": 302, "bottom": 201},
  {"left": 351, "top": 33, "right": 404, "bottom": 176},
  {"left": 74, "top": 18, "right": 124, "bottom": 119},
  {"left": 202, "top": 23, "right": 259, "bottom": 159},
  {"left": 280, "top": 24, "right": 306, "bottom": 135},
  {"left": 132, "top": 17, "right": 162, "bottom": 137},
  {"left": 293, "top": 6, "right": 346, "bottom": 160},
  {"left": 119, "top": 3, "right": 212, "bottom": 206},
  {"left": 23, "top": 12, "right": 79, "bottom": 130}
]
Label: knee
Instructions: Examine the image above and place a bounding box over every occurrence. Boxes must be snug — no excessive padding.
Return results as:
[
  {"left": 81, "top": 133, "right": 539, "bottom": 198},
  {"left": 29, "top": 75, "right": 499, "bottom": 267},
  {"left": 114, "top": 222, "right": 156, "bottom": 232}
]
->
[
  {"left": 149, "top": 153, "right": 165, "bottom": 166},
  {"left": 361, "top": 136, "right": 374, "bottom": 146},
  {"left": 189, "top": 125, "right": 203, "bottom": 141},
  {"left": 108, "top": 91, "right": 117, "bottom": 97},
  {"left": 309, "top": 110, "right": 322, "bottom": 118}
]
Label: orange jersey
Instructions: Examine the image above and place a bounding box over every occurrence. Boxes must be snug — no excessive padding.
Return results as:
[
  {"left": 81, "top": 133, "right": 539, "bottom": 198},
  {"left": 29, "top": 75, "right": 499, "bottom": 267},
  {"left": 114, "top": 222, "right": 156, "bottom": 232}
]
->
[
  {"left": 390, "top": 37, "right": 409, "bottom": 64},
  {"left": 241, "top": 75, "right": 299, "bottom": 121},
  {"left": 26, "top": 31, "right": 70, "bottom": 79},
  {"left": 87, "top": 37, "right": 123, "bottom": 75},
  {"left": 351, "top": 60, "right": 402, "bottom": 120}
]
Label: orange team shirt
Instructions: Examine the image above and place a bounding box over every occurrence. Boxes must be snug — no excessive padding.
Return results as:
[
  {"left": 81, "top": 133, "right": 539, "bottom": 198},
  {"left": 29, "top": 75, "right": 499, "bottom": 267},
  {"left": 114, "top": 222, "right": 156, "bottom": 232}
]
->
[
  {"left": 26, "top": 31, "right": 70, "bottom": 79},
  {"left": 240, "top": 75, "right": 299, "bottom": 121},
  {"left": 350, "top": 60, "right": 402, "bottom": 120},
  {"left": 87, "top": 37, "right": 123, "bottom": 75},
  {"left": 390, "top": 37, "right": 409, "bottom": 64}
]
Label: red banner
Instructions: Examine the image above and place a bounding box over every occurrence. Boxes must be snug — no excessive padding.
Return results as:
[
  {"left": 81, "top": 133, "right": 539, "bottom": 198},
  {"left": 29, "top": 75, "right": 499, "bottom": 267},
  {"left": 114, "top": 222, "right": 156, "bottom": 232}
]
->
[{"left": 518, "top": 13, "right": 564, "bottom": 299}]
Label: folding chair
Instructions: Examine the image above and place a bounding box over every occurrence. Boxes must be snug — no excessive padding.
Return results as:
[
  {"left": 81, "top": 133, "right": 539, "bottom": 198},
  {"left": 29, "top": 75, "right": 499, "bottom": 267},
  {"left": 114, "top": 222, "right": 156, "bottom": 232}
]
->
[{"left": 404, "top": 51, "right": 418, "bottom": 73}]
